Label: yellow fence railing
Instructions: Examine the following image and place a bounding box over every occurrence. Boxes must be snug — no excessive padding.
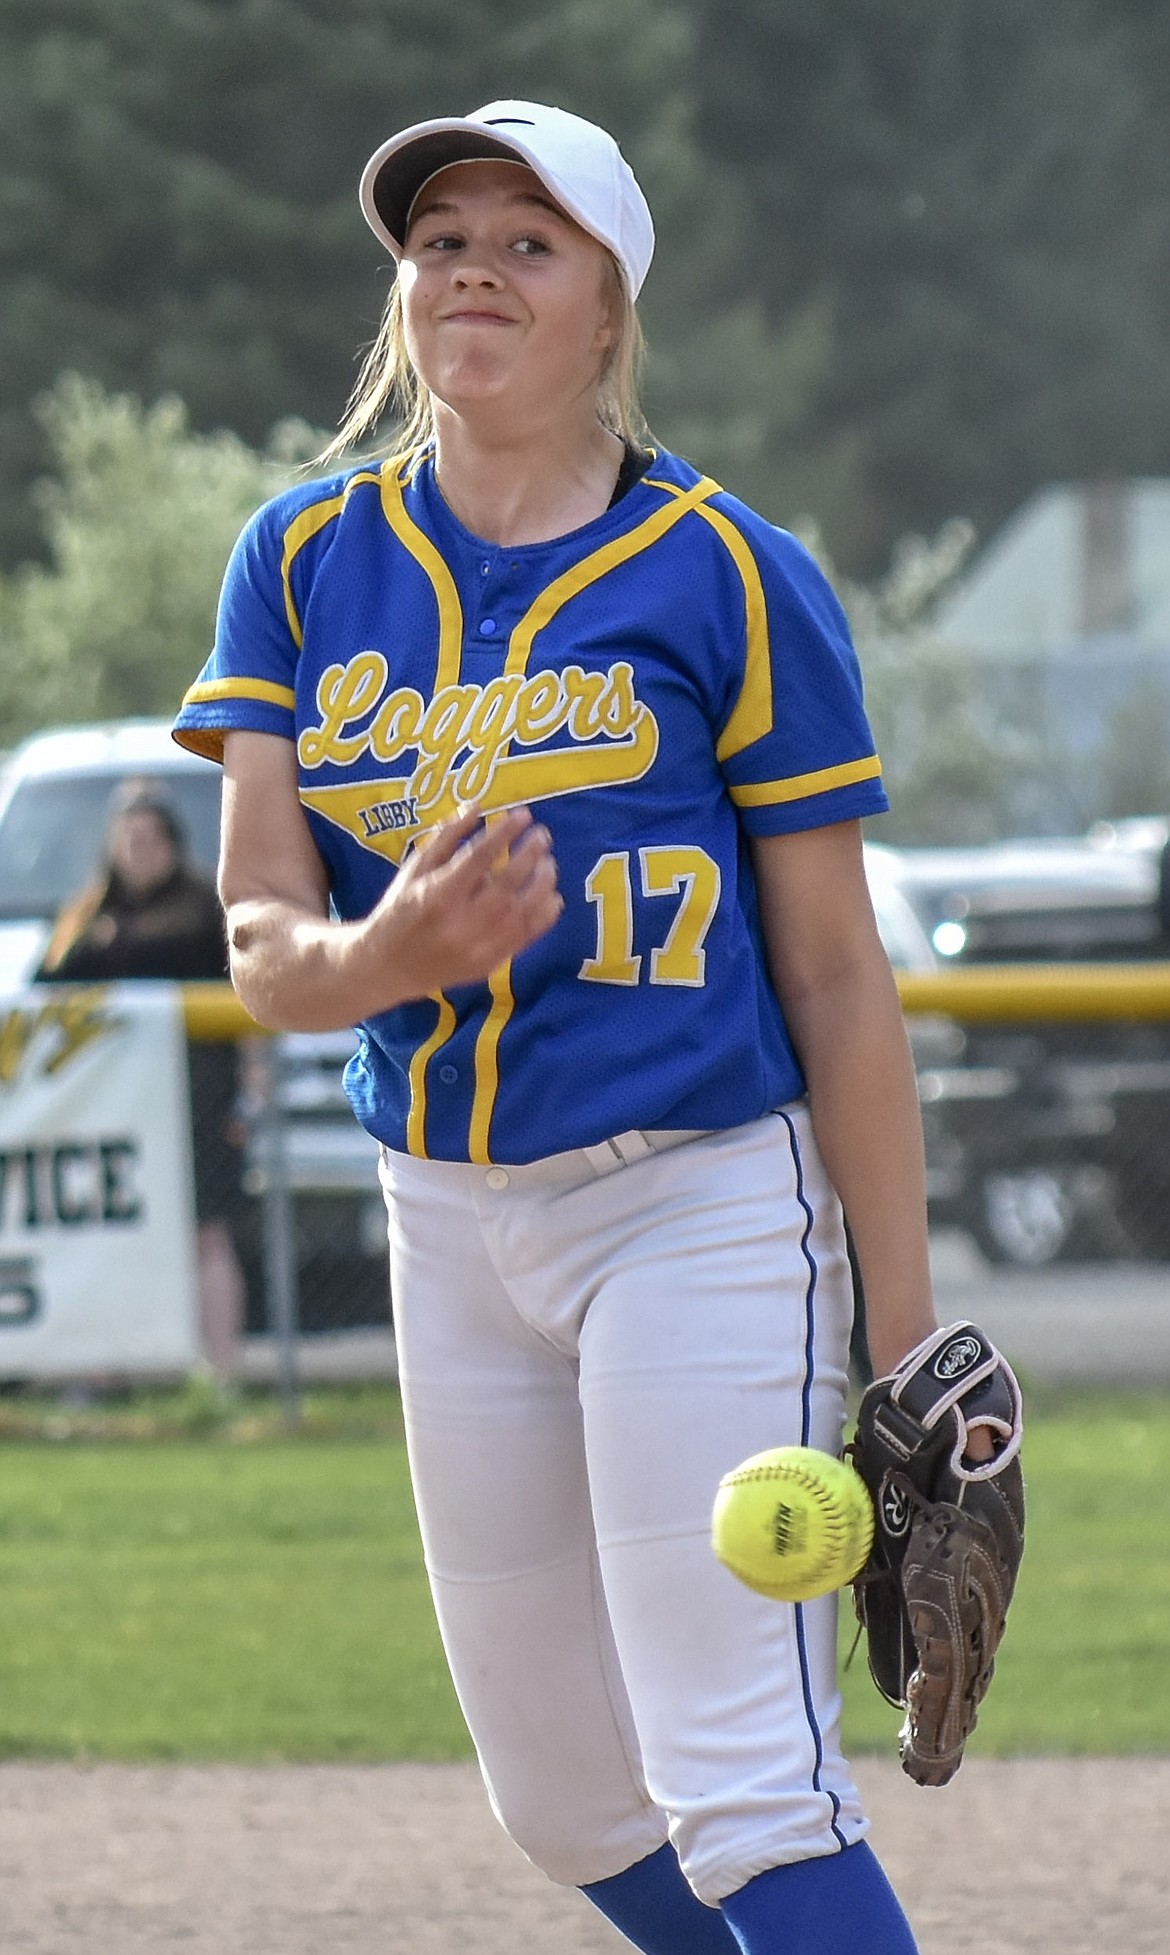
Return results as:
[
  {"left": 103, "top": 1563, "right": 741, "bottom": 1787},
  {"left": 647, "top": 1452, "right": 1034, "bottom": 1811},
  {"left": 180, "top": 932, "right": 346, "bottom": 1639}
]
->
[
  {"left": 180, "top": 983, "right": 265, "bottom": 1040},
  {"left": 180, "top": 963, "right": 1170, "bottom": 1040},
  {"left": 894, "top": 962, "right": 1170, "bottom": 1022}
]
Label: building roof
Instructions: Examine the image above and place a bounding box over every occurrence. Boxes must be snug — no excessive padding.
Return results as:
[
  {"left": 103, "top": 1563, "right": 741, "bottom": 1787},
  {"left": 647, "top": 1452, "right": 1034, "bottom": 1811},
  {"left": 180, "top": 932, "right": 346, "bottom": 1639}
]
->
[{"left": 933, "top": 479, "right": 1170, "bottom": 658}]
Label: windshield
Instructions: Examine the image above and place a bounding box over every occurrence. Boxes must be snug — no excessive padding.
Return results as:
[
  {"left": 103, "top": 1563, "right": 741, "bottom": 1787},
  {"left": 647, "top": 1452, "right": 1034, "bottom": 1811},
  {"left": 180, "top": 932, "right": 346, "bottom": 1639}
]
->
[
  {"left": 867, "top": 876, "right": 935, "bottom": 972},
  {"left": 0, "top": 770, "right": 223, "bottom": 919}
]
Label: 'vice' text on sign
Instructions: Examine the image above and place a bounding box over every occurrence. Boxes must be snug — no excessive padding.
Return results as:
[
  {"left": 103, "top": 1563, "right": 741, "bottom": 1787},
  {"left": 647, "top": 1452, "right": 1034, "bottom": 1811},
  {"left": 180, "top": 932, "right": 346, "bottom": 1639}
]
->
[{"left": 0, "top": 1138, "right": 142, "bottom": 1232}]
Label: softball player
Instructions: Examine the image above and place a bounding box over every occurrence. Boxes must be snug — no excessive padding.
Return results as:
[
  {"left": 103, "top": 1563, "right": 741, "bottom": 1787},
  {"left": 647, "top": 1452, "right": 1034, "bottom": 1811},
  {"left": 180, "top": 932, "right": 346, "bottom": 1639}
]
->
[{"left": 175, "top": 101, "right": 935, "bottom": 1954}]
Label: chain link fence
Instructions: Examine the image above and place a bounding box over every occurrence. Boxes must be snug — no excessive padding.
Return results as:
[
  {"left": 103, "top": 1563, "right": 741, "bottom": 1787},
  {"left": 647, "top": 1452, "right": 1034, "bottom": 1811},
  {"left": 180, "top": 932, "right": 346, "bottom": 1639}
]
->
[
  {"left": 904, "top": 964, "right": 1170, "bottom": 1268},
  {"left": 185, "top": 963, "right": 1170, "bottom": 1389},
  {"left": 230, "top": 1034, "right": 390, "bottom": 1337},
  {"left": 921, "top": 1015, "right": 1170, "bottom": 1267},
  {"left": 185, "top": 1010, "right": 392, "bottom": 1403},
  {"left": 2, "top": 968, "right": 1165, "bottom": 1403}
]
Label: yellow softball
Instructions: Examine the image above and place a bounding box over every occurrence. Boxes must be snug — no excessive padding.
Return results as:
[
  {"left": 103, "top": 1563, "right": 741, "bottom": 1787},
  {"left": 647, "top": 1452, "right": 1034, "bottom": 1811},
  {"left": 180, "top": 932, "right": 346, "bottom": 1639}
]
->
[{"left": 711, "top": 1445, "right": 875, "bottom": 1603}]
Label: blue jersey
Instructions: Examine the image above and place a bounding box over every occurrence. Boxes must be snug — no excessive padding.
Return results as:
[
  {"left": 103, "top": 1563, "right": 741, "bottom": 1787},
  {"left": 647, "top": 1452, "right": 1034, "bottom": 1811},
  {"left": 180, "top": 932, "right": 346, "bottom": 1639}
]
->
[{"left": 173, "top": 446, "right": 888, "bottom": 1164}]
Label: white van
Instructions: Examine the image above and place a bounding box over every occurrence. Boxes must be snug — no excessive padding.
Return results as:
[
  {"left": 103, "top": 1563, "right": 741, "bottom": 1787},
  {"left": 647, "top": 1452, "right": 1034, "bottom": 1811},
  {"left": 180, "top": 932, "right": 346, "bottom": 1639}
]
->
[{"left": 0, "top": 720, "right": 389, "bottom": 1332}]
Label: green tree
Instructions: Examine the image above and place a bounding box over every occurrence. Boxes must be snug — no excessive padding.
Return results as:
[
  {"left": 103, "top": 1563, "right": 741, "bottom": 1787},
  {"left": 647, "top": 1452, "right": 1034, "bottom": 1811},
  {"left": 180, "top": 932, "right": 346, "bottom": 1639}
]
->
[
  {"left": 694, "top": 0, "right": 1170, "bottom": 571},
  {"left": 0, "top": 375, "right": 307, "bottom": 743},
  {"left": 0, "top": 0, "right": 863, "bottom": 568},
  {"left": 833, "top": 523, "right": 1023, "bottom": 843}
]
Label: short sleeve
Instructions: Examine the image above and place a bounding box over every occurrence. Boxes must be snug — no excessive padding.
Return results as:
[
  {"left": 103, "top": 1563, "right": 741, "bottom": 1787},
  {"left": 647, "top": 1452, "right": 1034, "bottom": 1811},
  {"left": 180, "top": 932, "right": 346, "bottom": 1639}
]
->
[
  {"left": 172, "top": 492, "right": 307, "bottom": 763},
  {"left": 712, "top": 513, "right": 889, "bottom": 835}
]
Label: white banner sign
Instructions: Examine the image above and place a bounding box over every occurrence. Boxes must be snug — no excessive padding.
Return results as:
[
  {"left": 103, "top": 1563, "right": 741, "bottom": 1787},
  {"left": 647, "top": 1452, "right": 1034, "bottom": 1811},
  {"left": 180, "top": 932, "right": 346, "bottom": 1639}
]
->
[{"left": 0, "top": 983, "right": 199, "bottom": 1374}]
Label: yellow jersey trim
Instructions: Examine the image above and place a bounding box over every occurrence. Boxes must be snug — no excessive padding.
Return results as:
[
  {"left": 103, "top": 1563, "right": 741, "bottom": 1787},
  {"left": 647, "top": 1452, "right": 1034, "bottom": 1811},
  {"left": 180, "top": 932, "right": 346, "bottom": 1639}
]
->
[
  {"left": 406, "top": 993, "right": 457, "bottom": 1158},
  {"left": 469, "top": 961, "right": 515, "bottom": 1165},
  {"left": 281, "top": 497, "right": 343, "bottom": 649},
  {"left": 729, "top": 753, "right": 883, "bottom": 807},
  {"left": 503, "top": 477, "right": 722, "bottom": 678},
  {"left": 182, "top": 676, "right": 297, "bottom": 711},
  {"left": 399, "top": 444, "right": 433, "bottom": 488},
  {"left": 704, "top": 507, "right": 773, "bottom": 761},
  {"left": 644, "top": 480, "right": 774, "bottom": 762},
  {"left": 378, "top": 451, "right": 465, "bottom": 1150},
  {"left": 379, "top": 459, "right": 465, "bottom": 692},
  {"left": 279, "top": 471, "right": 382, "bottom": 649},
  {"left": 173, "top": 676, "right": 298, "bottom": 762},
  {"left": 172, "top": 725, "right": 227, "bottom": 762}
]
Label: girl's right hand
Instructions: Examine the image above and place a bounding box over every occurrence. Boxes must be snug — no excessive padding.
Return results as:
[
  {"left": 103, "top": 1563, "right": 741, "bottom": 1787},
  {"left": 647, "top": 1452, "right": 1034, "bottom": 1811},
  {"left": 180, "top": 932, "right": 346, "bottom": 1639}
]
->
[{"left": 356, "top": 801, "right": 563, "bottom": 1002}]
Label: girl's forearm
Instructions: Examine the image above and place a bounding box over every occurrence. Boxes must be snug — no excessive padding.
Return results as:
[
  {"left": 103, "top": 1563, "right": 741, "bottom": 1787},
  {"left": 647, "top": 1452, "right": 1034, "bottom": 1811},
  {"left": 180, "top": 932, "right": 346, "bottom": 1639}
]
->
[{"left": 782, "top": 958, "right": 937, "bottom": 1376}]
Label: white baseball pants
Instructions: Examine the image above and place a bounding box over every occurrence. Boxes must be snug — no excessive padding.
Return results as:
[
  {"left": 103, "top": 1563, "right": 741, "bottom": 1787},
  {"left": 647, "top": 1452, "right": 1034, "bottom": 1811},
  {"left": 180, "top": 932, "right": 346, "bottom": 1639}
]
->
[{"left": 379, "top": 1108, "right": 867, "bottom": 1907}]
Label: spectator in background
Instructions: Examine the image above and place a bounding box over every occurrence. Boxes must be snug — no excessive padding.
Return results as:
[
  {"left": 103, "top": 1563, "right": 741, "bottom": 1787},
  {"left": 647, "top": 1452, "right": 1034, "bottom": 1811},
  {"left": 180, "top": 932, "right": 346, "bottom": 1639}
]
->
[{"left": 38, "top": 781, "right": 246, "bottom": 1378}]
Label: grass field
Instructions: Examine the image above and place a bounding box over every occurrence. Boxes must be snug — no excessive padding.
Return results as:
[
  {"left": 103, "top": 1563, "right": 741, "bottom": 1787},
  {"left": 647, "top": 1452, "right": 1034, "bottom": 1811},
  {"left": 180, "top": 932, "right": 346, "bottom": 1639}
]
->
[
  {"left": 0, "top": 1383, "right": 1167, "bottom": 1761},
  {"left": 841, "top": 1387, "right": 1170, "bottom": 1754}
]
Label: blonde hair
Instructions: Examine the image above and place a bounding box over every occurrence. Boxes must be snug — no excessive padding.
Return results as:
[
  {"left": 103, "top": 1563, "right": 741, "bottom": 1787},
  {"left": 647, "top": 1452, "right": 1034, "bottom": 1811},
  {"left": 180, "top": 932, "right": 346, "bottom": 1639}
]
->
[{"left": 317, "top": 253, "right": 649, "bottom": 468}]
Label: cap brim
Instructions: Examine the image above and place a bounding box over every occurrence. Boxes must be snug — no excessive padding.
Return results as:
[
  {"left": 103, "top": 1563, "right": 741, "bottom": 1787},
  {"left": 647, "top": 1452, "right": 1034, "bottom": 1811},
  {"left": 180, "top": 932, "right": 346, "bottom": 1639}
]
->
[{"left": 360, "top": 122, "right": 542, "bottom": 257}]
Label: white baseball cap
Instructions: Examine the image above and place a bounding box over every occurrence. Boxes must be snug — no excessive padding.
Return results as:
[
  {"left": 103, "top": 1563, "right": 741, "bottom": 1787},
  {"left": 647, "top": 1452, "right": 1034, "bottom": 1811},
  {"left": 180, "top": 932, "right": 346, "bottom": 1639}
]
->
[{"left": 359, "top": 100, "right": 655, "bottom": 298}]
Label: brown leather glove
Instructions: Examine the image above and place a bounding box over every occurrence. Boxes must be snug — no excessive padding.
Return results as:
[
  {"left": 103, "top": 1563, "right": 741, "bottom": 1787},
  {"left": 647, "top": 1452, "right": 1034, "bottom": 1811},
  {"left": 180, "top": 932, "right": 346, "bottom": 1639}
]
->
[{"left": 849, "top": 1321, "right": 1025, "bottom": 1786}]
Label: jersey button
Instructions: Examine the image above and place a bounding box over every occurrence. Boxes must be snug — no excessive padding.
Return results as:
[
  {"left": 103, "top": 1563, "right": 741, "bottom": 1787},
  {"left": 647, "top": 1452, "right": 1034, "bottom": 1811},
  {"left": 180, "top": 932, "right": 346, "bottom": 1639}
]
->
[
  {"left": 438, "top": 1064, "right": 458, "bottom": 1085},
  {"left": 485, "top": 1166, "right": 509, "bottom": 1190},
  {"left": 479, "top": 617, "right": 497, "bottom": 636}
]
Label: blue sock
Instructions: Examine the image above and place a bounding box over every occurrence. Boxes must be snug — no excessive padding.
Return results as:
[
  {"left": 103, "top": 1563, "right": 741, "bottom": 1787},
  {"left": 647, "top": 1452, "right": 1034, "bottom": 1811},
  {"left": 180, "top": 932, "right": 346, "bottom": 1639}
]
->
[
  {"left": 720, "top": 1841, "right": 918, "bottom": 1955},
  {"left": 581, "top": 1841, "right": 741, "bottom": 1953}
]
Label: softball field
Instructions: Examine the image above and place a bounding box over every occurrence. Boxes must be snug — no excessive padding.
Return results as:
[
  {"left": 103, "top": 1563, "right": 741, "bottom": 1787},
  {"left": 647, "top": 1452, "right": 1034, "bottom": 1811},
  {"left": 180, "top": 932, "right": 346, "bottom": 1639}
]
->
[{"left": 1, "top": 1756, "right": 1164, "bottom": 1953}]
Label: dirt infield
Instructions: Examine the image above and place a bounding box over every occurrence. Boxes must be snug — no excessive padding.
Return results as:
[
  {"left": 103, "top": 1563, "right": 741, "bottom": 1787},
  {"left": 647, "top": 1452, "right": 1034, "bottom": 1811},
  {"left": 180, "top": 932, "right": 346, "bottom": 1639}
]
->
[{"left": 1, "top": 1757, "right": 1164, "bottom": 1953}]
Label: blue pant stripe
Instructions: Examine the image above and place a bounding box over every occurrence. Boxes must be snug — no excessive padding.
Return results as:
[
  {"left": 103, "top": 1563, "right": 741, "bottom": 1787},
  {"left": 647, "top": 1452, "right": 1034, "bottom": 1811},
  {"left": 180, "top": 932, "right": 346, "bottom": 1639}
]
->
[
  {"left": 777, "top": 1107, "right": 818, "bottom": 1446},
  {"left": 778, "top": 1108, "right": 847, "bottom": 1851}
]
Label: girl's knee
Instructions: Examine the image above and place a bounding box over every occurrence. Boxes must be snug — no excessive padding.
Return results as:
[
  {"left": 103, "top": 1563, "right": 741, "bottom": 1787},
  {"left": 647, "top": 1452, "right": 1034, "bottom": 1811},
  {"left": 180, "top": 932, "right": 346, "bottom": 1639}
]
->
[{"left": 485, "top": 1775, "right": 666, "bottom": 1889}]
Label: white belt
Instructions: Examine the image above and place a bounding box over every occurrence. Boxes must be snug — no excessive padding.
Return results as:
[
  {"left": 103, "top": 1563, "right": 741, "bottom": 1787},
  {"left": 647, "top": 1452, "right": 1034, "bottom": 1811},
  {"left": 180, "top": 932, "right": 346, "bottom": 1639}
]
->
[
  {"left": 382, "top": 1127, "right": 715, "bottom": 1195},
  {"left": 579, "top": 1128, "right": 710, "bottom": 1177}
]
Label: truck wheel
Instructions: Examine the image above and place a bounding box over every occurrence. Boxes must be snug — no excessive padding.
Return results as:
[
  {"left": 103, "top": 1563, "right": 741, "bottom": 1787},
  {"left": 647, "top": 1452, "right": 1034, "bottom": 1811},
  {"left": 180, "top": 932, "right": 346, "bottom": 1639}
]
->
[{"left": 967, "top": 1169, "right": 1104, "bottom": 1267}]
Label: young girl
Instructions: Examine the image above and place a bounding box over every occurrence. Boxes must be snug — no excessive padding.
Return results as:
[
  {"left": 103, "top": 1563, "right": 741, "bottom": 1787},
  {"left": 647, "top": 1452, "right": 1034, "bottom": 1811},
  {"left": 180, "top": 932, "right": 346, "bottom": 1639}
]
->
[{"left": 175, "top": 100, "right": 935, "bottom": 1954}]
